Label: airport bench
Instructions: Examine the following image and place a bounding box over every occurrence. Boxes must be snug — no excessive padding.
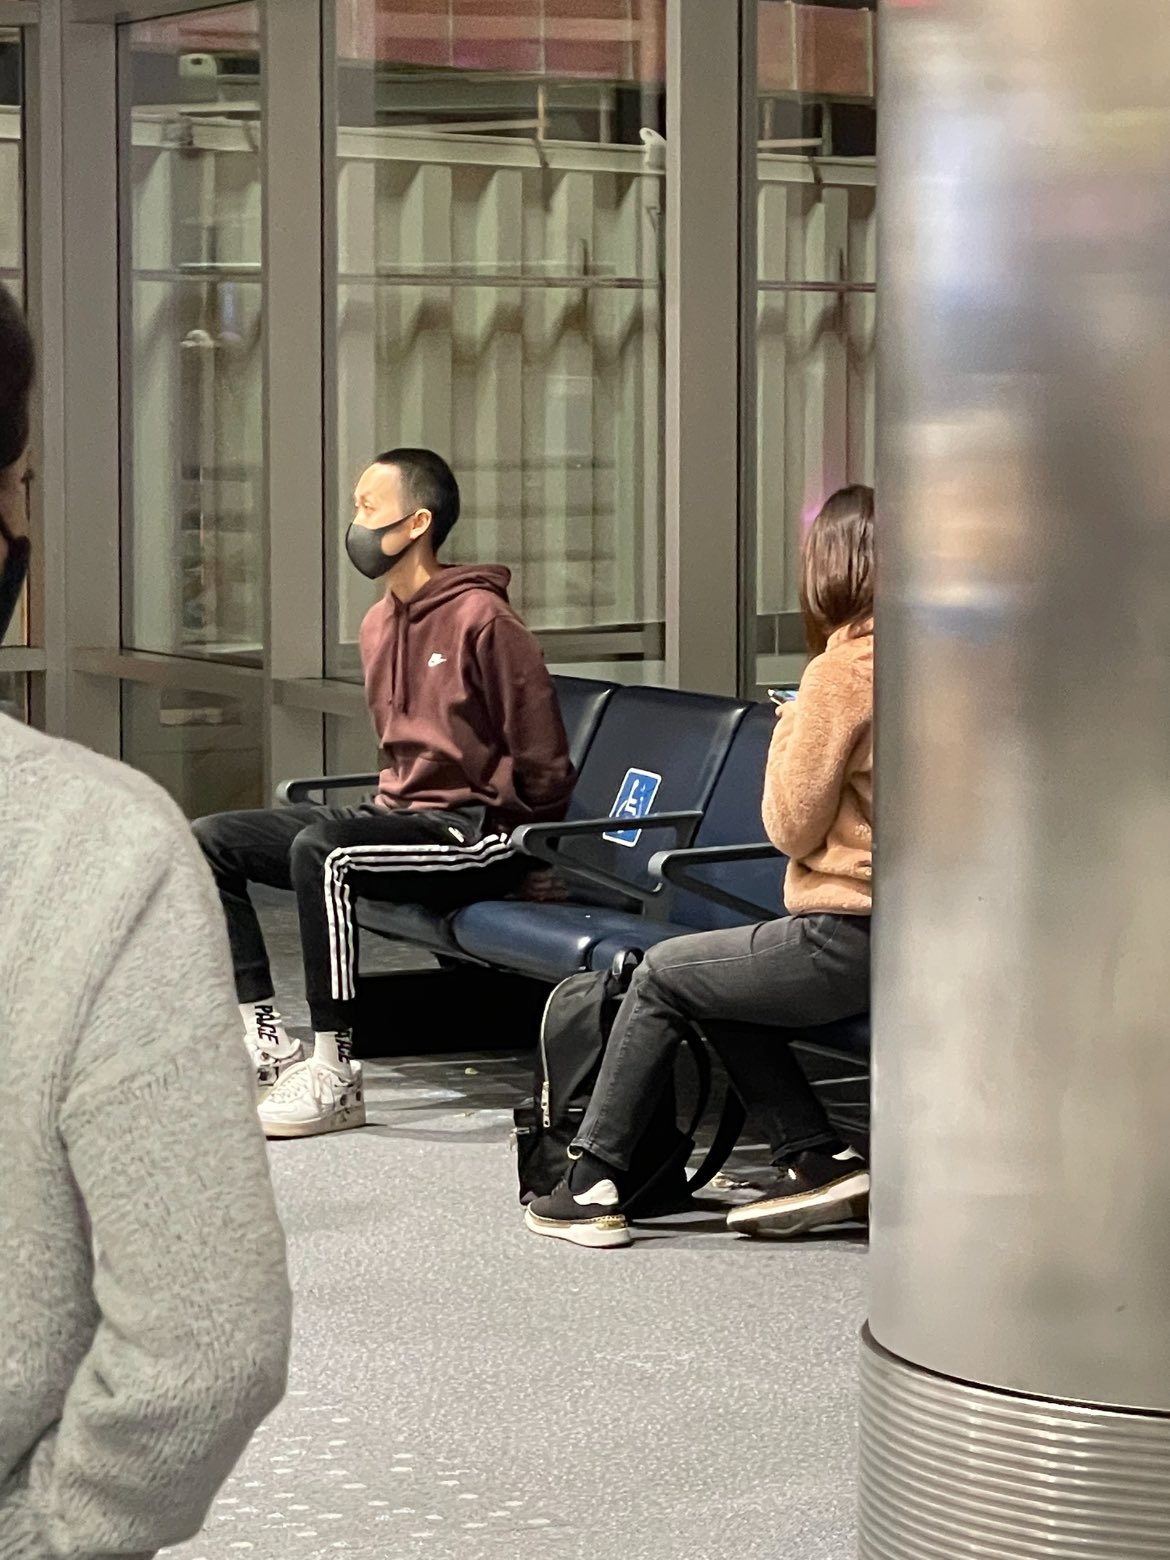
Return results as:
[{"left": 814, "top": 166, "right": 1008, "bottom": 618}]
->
[{"left": 278, "top": 675, "right": 871, "bottom": 1142}]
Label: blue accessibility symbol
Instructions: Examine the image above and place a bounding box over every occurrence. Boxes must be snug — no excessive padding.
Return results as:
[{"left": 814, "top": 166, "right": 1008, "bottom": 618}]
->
[{"left": 603, "top": 768, "right": 663, "bottom": 848}]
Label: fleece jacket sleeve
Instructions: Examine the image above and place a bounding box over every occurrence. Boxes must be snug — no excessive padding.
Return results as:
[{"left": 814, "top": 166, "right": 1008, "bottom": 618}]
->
[
  {"left": 476, "top": 613, "right": 575, "bottom": 821},
  {"left": 762, "top": 650, "right": 870, "bottom": 862},
  {"left": 21, "top": 834, "right": 292, "bottom": 1560}
]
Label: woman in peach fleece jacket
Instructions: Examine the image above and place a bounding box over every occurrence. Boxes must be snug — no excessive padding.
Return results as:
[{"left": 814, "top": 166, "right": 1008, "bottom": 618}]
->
[{"left": 525, "top": 487, "right": 874, "bottom": 1249}]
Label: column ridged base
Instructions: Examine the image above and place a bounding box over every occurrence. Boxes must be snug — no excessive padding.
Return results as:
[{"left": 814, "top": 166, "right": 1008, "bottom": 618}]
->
[{"left": 860, "top": 1328, "right": 1170, "bottom": 1558}]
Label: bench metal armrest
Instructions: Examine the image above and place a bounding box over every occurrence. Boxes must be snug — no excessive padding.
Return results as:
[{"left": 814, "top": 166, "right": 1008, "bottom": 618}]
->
[
  {"left": 648, "top": 841, "right": 784, "bottom": 923},
  {"left": 275, "top": 773, "right": 380, "bottom": 806},
  {"left": 511, "top": 810, "right": 703, "bottom": 907}
]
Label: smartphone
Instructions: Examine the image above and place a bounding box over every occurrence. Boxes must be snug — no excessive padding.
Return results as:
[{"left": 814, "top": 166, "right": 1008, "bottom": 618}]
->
[{"left": 767, "top": 687, "right": 798, "bottom": 706}]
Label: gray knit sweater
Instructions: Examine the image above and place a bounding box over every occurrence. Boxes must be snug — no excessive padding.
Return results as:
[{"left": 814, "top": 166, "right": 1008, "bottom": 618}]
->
[{"left": 0, "top": 718, "right": 292, "bottom": 1559}]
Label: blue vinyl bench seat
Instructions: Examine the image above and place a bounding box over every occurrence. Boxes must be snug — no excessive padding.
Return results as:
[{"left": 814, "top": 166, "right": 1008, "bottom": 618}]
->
[{"left": 415, "top": 699, "right": 785, "bottom": 980}]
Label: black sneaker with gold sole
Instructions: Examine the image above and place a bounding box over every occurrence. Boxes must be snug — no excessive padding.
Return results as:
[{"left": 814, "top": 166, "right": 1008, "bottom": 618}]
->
[
  {"left": 524, "top": 1177, "right": 632, "bottom": 1249},
  {"left": 726, "top": 1148, "right": 870, "bottom": 1239}
]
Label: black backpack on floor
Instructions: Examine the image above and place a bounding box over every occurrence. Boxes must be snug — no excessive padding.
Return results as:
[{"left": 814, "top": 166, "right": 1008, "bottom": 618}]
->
[{"left": 512, "top": 951, "right": 745, "bottom": 1217}]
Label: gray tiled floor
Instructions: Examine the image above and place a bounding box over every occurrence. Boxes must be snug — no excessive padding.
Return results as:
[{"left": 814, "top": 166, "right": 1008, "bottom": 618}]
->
[{"left": 167, "top": 892, "right": 864, "bottom": 1560}]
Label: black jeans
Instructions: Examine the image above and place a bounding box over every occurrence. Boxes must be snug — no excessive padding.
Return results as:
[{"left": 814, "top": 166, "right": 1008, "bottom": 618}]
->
[
  {"left": 193, "top": 804, "right": 528, "bottom": 1032},
  {"left": 574, "top": 913, "right": 871, "bottom": 1170}
]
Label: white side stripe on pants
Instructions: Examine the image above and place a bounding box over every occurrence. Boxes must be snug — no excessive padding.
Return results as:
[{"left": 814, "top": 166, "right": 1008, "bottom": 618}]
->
[{"left": 323, "top": 833, "right": 516, "bottom": 1002}]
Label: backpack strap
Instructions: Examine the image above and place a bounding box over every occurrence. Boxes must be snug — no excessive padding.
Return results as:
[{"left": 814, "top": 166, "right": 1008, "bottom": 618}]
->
[
  {"left": 621, "top": 1036, "right": 747, "bottom": 1213},
  {"left": 685, "top": 1090, "right": 746, "bottom": 1195},
  {"left": 620, "top": 1030, "right": 712, "bottom": 1213},
  {"left": 677, "top": 1032, "right": 749, "bottom": 1194},
  {"left": 678, "top": 1029, "right": 714, "bottom": 1159}
]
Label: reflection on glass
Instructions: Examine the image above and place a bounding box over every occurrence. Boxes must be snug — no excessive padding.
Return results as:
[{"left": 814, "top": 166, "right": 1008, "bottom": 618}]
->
[
  {"left": 0, "top": 26, "right": 26, "bottom": 651},
  {"left": 121, "top": 5, "right": 263, "bottom": 665},
  {"left": 753, "top": 0, "right": 876, "bottom": 691},
  {"left": 325, "top": 712, "right": 379, "bottom": 791},
  {"left": 121, "top": 681, "right": 263, "bottom": 816},
  {"left": 0, "top": 671, "right": 28, "bottom": 725},
  {"left": 330, "top": 1, "right": 666, "bottom": 681}
]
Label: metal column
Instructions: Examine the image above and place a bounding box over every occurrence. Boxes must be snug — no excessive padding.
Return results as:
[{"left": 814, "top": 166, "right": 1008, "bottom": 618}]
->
[
  {"left": 261, "top": 0, "right": 326, "bottom": 794},
  {"left": 862, "top": 0, "right": 1170, "bottom": 1552},
  {"left": 664, "top": 0, "right": 740, "bottom": 696}
]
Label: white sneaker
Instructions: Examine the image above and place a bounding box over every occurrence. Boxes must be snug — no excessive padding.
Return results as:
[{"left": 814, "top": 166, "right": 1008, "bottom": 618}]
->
[
  {"left": 250, "top": 1040, "right": 306, "bottom": 1100},
  {"left": 259, "top": 1058, "right": 366, "bottom": 1140}
]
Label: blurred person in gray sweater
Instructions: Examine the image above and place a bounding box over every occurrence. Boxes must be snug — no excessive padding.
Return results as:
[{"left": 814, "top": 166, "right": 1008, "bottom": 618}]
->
[{"left": 0, "top": 284, "right": 292, "bottom": 1558}]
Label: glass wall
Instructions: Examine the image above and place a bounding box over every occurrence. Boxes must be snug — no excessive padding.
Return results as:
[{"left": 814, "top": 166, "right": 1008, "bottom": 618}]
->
[
  {"left": 19, "top": 2, "right": 882, "bottom": 812},
  {"left": 329, "top": 1, "right": 666, "bottom": 685},
  {"left": 121, "top": 681, "right": 264, "bottom": 816},
  {"left": 116, "top": 4, "right": 265, "bottom": 816},
  {"left": 749, "top": 0, "right": 876, "bottom": 692},
  {"left": 0, "top": 672, "right": 28, "bottom": 725},
  {"left": 120, "top": 4, "right": 263, "bottom": 667}
]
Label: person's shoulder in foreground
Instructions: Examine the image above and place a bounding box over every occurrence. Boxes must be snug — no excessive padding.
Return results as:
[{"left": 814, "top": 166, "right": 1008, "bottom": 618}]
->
[{"left": 0, "top": 716, "right": 292, "bottom": 1560}]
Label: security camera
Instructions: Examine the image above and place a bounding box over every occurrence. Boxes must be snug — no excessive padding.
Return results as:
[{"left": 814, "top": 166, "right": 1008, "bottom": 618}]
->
[
  {"left": 178, "top": 52, "right": 220, "bottom": 105},
  {"left": 640, "top": 127, "right": 667, "bottom": 170},
  {"left": 179, "top": 53, "right": 218, "bottom": 83}
]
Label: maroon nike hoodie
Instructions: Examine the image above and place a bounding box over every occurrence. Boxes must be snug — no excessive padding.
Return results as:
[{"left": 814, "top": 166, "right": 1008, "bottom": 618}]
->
[{"left": 359, "top": 564, "right": 574, "bottom": 829}]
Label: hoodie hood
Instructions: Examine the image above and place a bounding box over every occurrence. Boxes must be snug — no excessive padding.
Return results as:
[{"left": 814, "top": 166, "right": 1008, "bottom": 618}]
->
[{"left": 387, "top": 564, "right": 512, "bottom": 624}]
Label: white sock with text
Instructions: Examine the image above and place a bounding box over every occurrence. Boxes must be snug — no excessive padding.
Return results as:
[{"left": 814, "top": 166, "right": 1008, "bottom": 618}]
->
[
  {"left": 313, "top": 1030, "right": 353, "bottom": 1075},
  {"left": 240, "top": 999, "right": 298, "bottom": 1059}
]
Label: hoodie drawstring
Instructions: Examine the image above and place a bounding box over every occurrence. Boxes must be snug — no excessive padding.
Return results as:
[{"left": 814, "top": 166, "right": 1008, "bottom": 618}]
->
[{"left": 391, "top": 605, "right": 411, "bottom": 715}]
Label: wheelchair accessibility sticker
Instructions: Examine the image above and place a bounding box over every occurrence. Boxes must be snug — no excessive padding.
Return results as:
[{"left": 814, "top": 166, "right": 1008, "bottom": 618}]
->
[{"left": 603, "top": 768, "right": 663, "bottom": 847}]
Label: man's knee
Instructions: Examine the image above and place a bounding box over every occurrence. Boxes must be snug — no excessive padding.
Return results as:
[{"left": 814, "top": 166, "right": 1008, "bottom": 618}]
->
[
  {"left": 192, "top": 812, "right": 234, "bottom": 869},
  {"left": 631, "top": 941, "right": 697, "bottom": 1015},
  {"left": 632, "top": 945, "right": 669, "bottom": 999},
  {"left": 288, "top": 822, "right": 338, "bottom": 885}
]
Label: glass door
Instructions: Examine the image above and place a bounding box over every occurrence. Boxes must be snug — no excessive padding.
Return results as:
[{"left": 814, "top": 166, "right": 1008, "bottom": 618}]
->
[
  {"left": 120, "top": 3, "right": 264, "bottom": 669},
  {"left": 118, "top": 4, "right": 265, "bottom": 815}
]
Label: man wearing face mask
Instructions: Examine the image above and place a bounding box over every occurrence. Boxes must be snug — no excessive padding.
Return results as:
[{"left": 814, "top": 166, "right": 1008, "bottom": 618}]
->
[{"left": 194, "top": 447, "right": 574, "bottom": 1138}]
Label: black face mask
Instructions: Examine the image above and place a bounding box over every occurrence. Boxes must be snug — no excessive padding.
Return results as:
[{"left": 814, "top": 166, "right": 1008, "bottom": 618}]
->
[
  {"left": 0, "top": 511, "right": 29, "bottom": 643},
  {"left": 345, "top": 511, "right": 421, "bottom": 581}
]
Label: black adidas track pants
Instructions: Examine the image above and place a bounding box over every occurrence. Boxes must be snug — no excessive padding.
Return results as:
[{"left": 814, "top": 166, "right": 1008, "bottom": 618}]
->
[{"left": 194, "top": 803, "right": 527, "bottom": 1033}]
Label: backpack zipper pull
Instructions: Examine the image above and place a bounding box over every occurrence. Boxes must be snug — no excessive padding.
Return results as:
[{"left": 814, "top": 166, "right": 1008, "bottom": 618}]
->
[{"left": 540, "top": 1080, "right": 551, "bottom": 1128}]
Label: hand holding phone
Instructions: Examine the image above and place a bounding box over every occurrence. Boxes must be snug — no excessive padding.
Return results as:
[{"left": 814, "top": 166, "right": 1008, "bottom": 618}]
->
[{"left": 767, "top": 687, "right": 797, "bottom": 706}]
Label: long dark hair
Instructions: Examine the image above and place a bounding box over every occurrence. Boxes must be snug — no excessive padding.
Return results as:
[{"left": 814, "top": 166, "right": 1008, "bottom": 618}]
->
[
  {"left": 0, "top": 283, "right": 34, "bottom": 473},
  {"left": 800, "top": 484, "right": 874, "bottom": 655}
]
